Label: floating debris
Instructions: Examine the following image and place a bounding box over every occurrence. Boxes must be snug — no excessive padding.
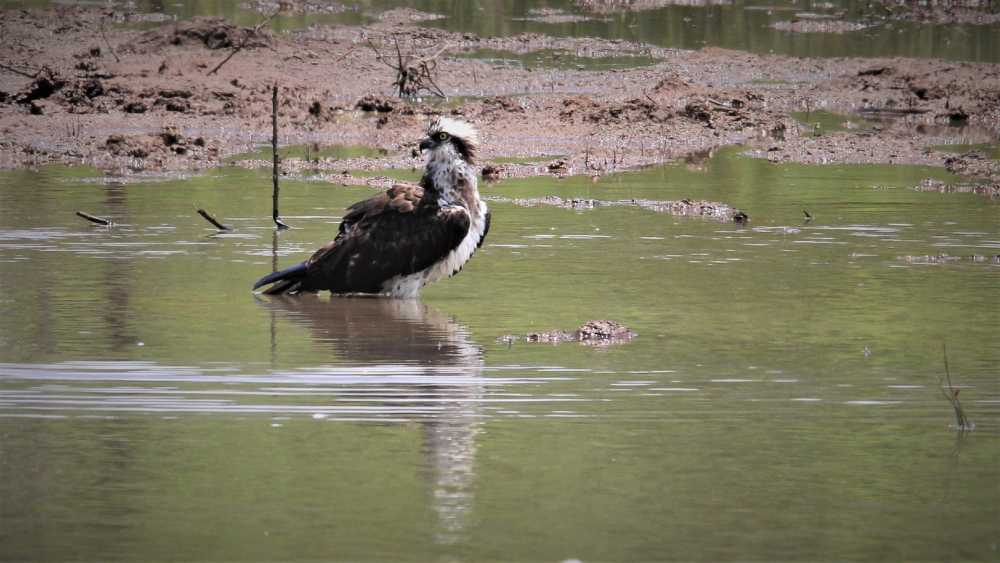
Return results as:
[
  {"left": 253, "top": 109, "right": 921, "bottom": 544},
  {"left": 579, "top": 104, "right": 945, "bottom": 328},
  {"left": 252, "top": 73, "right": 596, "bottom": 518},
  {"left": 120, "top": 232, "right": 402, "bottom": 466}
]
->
[
  {"left": 898, "top": 254, "right": 1000, "bottom": 265},
  {"left": 499, "top": 320, "right": 636, "bottom": 347},
  {"left": 770, "top": 19, "right": 875, "bottom": 34},
  {"left": 484, "top": 195, "right": 747, "bottom": 222},
  {"left": 916, "top": 178, "right": 1000, "bottom": 197}
]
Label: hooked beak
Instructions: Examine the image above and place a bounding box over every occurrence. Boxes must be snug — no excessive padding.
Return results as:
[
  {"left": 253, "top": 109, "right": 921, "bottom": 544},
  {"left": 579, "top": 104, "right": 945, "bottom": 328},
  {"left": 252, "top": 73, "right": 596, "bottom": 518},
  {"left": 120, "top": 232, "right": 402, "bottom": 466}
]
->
[{"left": 418, "top": 138, "right": 434, "bottom": 152}]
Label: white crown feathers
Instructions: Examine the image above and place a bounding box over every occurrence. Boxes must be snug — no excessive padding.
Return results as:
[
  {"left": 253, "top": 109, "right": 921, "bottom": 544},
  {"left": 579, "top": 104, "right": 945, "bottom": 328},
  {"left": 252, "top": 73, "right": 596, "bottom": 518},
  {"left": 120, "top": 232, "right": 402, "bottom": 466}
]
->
[{"left": 428, "top": 117, "right": 479, "bottom": 151}]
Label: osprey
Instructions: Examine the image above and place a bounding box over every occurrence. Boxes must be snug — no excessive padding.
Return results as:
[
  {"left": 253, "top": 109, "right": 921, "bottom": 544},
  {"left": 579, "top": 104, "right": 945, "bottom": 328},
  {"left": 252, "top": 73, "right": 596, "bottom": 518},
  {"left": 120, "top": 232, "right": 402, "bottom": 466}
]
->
[{"left": 253, "top": 117, "right": 490, "bottom": 297}]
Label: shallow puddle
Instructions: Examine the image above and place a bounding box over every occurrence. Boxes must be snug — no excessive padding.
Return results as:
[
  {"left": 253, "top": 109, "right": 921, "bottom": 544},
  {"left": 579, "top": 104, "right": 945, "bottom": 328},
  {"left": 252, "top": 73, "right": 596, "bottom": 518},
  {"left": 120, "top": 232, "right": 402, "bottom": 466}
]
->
[
  {"left": 456, "top": 48, "right": 658, "bottom": 71},
  {"left": 790, "top": 109, "right": 874, "bottom": 136},
  {"left": 1, "top": 149, "right": 998, "bottom": 560}
]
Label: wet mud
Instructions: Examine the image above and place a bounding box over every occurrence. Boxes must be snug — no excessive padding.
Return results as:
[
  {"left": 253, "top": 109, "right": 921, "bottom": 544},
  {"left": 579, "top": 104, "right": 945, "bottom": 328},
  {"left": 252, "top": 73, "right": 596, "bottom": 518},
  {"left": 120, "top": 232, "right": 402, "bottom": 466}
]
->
[{"left": 1, "top": 5, "right": 999, "bottom": 191}]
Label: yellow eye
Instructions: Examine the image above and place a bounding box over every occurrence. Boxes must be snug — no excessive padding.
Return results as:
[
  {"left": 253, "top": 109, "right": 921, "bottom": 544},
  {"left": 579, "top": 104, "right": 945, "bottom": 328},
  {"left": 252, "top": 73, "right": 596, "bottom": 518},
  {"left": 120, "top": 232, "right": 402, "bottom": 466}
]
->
[{"left": 437, "top": 132, "right": 450, "bottom": 141}]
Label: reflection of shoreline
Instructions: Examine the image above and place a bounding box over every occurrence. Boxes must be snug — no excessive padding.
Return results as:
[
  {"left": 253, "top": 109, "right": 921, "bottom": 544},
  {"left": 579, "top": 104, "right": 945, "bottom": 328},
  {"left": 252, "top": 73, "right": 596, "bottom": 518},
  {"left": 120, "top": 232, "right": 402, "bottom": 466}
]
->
[{"left": 259, "top": 295, "right": 483, "bottom": 545}]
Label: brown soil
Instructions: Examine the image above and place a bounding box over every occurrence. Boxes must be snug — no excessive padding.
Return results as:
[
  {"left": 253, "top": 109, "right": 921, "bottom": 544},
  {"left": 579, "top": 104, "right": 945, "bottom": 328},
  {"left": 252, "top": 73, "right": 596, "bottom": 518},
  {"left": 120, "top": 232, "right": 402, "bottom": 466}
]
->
[{"left": 1, "top": 5, "right": 998, "bottom": 191}]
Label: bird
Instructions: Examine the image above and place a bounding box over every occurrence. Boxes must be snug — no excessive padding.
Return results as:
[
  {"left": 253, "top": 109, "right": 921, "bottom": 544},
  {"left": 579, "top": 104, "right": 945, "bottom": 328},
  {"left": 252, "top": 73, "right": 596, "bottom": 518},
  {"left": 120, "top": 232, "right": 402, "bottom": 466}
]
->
[{"left": 253, "top": 117, "right": 491, "bottom": 297}]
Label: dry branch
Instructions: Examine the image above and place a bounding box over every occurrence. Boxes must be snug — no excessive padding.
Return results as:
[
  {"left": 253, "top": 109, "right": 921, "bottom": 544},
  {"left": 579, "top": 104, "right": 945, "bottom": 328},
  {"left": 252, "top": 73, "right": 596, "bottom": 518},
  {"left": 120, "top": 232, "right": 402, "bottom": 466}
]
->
[
  {"left": 367, "top": 35, "right": 448, "bottom": 99},
  {"left": 0, "top": 61, "right": 39, "bottom": 79},
  {"left": 208, "top": 9, "right": 279, "bottom": 76}
]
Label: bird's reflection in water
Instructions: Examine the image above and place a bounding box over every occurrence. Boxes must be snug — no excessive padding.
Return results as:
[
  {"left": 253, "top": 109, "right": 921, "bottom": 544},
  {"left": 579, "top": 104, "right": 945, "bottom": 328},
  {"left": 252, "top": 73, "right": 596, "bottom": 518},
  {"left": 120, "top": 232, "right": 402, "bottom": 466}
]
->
[{"left": 260, "top": 295, "right": 483, "bottom": 545}]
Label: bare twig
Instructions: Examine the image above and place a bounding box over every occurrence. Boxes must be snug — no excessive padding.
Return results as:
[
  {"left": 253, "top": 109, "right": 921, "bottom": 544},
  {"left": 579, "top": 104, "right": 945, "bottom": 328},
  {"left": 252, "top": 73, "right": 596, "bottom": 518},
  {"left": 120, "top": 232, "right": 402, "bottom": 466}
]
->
[
  {"left": 332, "top": 42, "right": 360, "bottom": 63},
  {"left": 76, "top": 211, "right": 111, "bottom": 226},
  {"left": 207, "top": 45, "right": 243, "bottom": 76},
  {"left": 271, "top": 84, "right": 289, "bottom": 230},
  {"left": 197, "top": 208, "right": 231, "bottom": 230},
  {"left": 99, "top": 17, "right": 121, "bottom": 63},
  {"left": 208, "top": 9, "right": 279, "bottom": 75},
  {"left": 0, "top": 61, "right": 38, "bottom": 78},
  {"left": 367, "top": 35, "right": 448, "bottom": 99},
  {"left": 939, "top": 343, "right": 973, "bottom": 431}
]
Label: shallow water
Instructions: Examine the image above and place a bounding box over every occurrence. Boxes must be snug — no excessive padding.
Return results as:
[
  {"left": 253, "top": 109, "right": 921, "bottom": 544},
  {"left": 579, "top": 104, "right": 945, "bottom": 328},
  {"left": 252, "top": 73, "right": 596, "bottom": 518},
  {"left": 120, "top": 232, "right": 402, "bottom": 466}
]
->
[
  {"left": 1, "top": 150, "right": 999, "bottom": 560},
  {"left": 415, "top": 0, "right": 1000, "bottom": 63}
]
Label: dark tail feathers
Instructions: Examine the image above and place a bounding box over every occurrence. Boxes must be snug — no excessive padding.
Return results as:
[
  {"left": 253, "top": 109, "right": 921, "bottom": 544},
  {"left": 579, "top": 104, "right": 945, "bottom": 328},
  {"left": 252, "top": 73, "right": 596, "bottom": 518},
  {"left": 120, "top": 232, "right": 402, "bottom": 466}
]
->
[{"left": 253, "top": 262, "right": 308, "bottom": 295}]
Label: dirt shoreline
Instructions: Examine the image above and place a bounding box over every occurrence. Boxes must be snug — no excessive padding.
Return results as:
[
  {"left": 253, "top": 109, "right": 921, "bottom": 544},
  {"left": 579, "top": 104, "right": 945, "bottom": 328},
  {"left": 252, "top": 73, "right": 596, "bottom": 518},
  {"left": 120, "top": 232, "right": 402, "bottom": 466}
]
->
[{"left": 1, "top": 6, "right": 998, "bottom": 191}]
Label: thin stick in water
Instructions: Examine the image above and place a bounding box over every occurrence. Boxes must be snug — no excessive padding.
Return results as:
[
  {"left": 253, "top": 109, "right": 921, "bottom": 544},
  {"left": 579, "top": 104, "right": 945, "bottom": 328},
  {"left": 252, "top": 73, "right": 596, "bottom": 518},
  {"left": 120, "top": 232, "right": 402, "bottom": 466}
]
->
[
  {"left": 272, "top": 83, "right": 289, "bottom": 230},
  {"left": 76, "top": 211, "right": 111, "bottom": 226},
  {"left": 197, "top": 208, "right": 231, "bottom": 231},
  {"left": 939, "top": 343, "right": 973, "bottom": 431}
]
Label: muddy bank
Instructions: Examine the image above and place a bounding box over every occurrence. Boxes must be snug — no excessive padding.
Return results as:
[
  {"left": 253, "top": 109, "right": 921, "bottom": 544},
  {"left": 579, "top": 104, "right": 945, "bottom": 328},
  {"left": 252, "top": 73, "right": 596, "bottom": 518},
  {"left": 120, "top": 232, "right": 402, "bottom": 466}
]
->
[{"left": 0, "top": 5, "right": 998, "bottom": 190}]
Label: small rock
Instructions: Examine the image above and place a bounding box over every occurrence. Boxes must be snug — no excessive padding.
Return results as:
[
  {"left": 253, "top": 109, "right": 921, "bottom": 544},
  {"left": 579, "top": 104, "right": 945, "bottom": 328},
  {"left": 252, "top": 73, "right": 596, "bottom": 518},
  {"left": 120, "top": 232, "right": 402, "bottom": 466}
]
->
[
  {"left": 160, "top": 127, "right": 183, "bottom": 146},
  {"left": 159, "top": 89, "right": 192, "bottom": 99},
  {"left": 163, "top": 98, "right": 190, "bottom": 112},
  {"left": 19, "top": 69, "right": 65, "bottom": 103},
  {"left": 482, "top": 164, "right": 502, "bottom": 182}
]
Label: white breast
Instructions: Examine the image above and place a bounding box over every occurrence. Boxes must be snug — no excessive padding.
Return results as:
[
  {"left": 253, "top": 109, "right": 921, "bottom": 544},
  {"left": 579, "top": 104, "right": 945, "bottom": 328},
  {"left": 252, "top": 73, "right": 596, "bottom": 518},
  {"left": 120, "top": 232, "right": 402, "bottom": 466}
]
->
[{"left": 381, "top": 200, "right": 487, "bottom": 298}]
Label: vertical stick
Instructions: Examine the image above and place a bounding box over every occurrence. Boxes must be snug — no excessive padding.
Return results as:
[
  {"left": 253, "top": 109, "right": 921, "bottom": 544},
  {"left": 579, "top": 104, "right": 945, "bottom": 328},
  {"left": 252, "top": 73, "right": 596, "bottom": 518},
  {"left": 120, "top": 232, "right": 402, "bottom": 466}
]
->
[{"left": 272, "top": 84, "right": 289, "bottom": 230}]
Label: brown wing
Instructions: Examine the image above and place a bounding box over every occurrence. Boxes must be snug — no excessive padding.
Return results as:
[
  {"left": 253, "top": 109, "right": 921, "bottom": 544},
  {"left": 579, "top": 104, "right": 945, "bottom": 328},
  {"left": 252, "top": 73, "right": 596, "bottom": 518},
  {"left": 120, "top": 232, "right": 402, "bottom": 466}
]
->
[{"left": 298, "top": 184, "right": 470, "bottom": 294}]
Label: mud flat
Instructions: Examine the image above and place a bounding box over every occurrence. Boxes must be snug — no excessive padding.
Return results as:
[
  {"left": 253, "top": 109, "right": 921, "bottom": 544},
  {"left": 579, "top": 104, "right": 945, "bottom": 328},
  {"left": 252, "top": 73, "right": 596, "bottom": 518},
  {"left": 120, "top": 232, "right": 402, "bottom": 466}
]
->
[{"left": 0, "top": 5, "right": 998, "bottom": 190}]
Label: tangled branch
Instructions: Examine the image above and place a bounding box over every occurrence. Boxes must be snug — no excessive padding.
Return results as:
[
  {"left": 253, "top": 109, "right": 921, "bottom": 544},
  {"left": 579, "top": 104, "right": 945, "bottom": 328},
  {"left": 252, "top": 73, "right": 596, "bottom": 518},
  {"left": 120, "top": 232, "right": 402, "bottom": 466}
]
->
[
  {"left": 367, "top": 35, "right": 448, "bottom": 100},
  {"left": 208, "top": 9, "right": 280, "bottom": 75}
]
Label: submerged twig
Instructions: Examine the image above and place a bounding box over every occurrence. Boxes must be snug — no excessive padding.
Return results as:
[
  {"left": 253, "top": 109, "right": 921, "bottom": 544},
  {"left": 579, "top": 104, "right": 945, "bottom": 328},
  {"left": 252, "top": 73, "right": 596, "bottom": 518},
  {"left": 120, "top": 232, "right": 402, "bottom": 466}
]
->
[
  {"left": 75, "top": 211, "right": 111, "bottom": 226},
  {"left": 939, "top": 344, "right": 974, "bottom": 431},
  {"left": 197, "top": 208, "right": 231, "bottom": 230}
]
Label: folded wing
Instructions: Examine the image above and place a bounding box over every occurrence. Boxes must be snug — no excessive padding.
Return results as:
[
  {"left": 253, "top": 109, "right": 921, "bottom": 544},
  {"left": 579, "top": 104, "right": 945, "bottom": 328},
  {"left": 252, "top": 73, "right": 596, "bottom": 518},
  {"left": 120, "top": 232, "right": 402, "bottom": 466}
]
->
[{"left": 297, "top": 184, "right": 471, "bottom": 294}]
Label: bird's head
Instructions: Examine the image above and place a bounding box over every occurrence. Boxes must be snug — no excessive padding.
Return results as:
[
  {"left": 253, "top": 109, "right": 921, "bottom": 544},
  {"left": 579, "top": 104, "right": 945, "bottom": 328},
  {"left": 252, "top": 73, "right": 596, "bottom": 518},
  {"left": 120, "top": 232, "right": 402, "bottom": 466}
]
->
[{"left": 419, "top": 117, "right": 479, "bottom": 164}]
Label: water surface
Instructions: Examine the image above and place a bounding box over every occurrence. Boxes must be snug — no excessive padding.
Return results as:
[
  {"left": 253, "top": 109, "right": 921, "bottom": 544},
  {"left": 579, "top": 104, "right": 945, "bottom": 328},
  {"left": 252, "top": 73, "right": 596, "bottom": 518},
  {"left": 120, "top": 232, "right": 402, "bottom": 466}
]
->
[
  {"left": 1, "top": 151, "right": 998, "bottom": 560},
  {"left": 3, "top": 0, "right": 998, "bottom": 62}
]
